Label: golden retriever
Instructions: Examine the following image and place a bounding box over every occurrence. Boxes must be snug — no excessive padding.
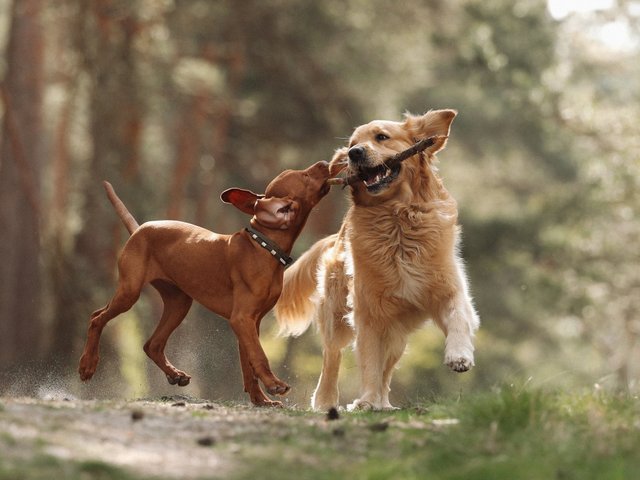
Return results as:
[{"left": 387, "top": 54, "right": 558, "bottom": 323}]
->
[{"left": 275, "top": 109, "right": 479, "bottom": 410}]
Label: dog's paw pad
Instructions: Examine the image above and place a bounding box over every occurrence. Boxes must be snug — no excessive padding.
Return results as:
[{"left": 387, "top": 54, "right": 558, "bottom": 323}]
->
[{"left": 446, "top": 357, "right": 473, "bottom": 372}]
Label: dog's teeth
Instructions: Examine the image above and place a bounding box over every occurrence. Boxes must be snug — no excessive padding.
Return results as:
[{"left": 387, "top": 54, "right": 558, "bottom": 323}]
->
[{"left": 362, "top": 167, "right": 393, "bottom": 188}]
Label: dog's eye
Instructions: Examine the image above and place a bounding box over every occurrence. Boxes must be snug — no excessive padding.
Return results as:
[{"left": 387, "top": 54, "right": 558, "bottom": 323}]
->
[{"left": 375, "top": 133, "right": 389, "bottom": 142}]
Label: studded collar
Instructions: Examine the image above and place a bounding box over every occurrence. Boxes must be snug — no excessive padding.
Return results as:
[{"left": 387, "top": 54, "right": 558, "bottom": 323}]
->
[{"left": 245, "top": 227, "right": 294, "bottom": 267}]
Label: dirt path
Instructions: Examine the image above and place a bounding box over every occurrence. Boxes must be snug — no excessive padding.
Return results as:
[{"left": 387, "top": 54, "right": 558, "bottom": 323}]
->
[
  {"left": 1, "top": 395, "right": 326, "bottom": 479},
  {"left": 3, "top": 390, "right": 638, "bottom": 480}
]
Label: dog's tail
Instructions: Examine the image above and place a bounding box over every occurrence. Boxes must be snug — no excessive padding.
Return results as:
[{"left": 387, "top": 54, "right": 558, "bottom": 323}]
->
[
  {"left": 103, "top": 181, "right": 140, "bottom": 235},
  {"left": 275, "top": 234, "right": 338, "bottom": 337}
]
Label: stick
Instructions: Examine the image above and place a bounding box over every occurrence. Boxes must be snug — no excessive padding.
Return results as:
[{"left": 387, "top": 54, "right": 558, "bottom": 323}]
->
[
  {"left": 326, "top": 177, "right": 347, "bottom": 186},
  {"left": 326, "top": 135, "right": 446, "bottom": 187},
  {"left": 385, "top": 135, "right": 441, "bottom": 169}
]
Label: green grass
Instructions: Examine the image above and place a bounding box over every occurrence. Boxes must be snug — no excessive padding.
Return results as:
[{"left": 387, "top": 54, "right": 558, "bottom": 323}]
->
[
  {"left": 1, "top": 387, "right": 638, "bottom": 479},
  {"left": 232, "top": 386, "right": 640, "bottom": 480},
  {"left": 0, "top": 455, "right": 144, "bottom": 480}
]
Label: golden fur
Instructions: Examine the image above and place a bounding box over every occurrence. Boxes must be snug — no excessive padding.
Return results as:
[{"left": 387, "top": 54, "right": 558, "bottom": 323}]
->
[{"left": 276, "top": 110, "right": 479, "bottom": 410}]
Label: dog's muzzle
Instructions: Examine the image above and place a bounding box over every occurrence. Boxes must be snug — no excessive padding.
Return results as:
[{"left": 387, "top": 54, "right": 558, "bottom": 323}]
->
[
  {"left": 347, "top": 146, "right": 400, "bottom": 193},
  {"left": 348, "top": 146, "right": 367, "bottom": 164}
]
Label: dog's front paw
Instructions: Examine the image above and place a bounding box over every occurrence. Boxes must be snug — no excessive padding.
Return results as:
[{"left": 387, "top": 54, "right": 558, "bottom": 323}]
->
[
  {"left": 444, "top": 338, "right": 475, "bottom": 373},
  {"left": 254, "top": 398, "right": 284, "bottom": 408},
  {"left": 248, "top": 388, "right": 283, "bottom": 407},
  {"left": 266, "top": 380, "right": 291, "bottom": 396},
  {"left": 445, "top": 354, "right": 474, "bottom": 373}
]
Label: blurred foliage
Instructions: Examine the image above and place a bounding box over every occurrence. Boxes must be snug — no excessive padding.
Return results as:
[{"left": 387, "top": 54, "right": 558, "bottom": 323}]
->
[{"left": 0, "top": 0, "right": 638, "bottom": 404}]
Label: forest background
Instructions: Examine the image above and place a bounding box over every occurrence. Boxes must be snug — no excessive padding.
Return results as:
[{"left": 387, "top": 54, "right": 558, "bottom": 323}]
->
[{"left": 0, "top": 0, "right": 638, "bottom": 407}]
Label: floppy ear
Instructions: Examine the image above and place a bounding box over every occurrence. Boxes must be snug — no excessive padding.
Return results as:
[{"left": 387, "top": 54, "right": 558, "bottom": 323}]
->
[
  {"left": 220, "top": 188, "right": 264, "bottom": 215},
  {"left": 329, "top": 147, "right": 349, "bottom": 176},
  {"left": 254, "top": 197, "right": 300, "bottom": 230},
  {"left": 404, "top": 109, "right": 457, "bottom": 154}
]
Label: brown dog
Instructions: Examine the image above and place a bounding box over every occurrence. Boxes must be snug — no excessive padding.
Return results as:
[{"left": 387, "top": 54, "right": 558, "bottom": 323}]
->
[
  {"left": 276, "top": 110, "right": 480, "bottom": 410},
  {"left": 78, "top": 161, "right": 331, "bottom": 406}
]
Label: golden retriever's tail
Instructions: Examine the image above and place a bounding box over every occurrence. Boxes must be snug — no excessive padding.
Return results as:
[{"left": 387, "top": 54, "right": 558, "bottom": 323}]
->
[
  {"left": 275, "top": 234, "right": 337, "bottom": 337},
  {"left": 103, "top": 181, "right": 140, "bottom": 235}
]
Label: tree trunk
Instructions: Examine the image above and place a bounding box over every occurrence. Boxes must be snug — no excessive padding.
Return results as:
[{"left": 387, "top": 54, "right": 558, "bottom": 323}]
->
[{"left": 0, "top": 0, "right": 44, "bottom": 381}]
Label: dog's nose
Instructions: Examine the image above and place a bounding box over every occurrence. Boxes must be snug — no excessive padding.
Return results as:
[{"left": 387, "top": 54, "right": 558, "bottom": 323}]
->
[{"left": 348, "top": 146, "right": 366, "bottom": 163}]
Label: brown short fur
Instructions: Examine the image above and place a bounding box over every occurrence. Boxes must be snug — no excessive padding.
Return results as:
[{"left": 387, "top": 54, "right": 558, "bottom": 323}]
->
[{"left": 79, "top": 161, "right": 331, "bottom": 407}]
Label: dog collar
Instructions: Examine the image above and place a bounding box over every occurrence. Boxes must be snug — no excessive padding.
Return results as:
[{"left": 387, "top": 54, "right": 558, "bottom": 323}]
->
[{"left": 245, "top": 227, "right": 294, "bottom": 267}]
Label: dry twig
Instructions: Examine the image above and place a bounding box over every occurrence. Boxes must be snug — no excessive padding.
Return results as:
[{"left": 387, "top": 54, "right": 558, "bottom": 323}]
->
[{"left": 326, "top": 135, "right": 446, "bottom": 187}]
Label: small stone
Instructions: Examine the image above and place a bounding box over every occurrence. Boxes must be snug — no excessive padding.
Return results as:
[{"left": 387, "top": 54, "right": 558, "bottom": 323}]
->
[
  {"left": 171, "top": 401, "right": 186, "bottom": 407},
  {"left": 131, "top": 409, "right": 144, "bottom": 421},
  {"left": 197, "top": 436, "right": 216, "bottom": 447}
]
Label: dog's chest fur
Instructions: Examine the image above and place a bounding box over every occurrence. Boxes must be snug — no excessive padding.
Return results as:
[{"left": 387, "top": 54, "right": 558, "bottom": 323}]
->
[{"left": 346, "top": 199, "right": 459, "bottom": 312}]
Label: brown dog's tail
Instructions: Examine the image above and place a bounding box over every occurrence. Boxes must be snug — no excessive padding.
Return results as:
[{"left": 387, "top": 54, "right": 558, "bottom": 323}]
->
[
  {"left": 275, "top": 234, "right": 339, "bottom": 337},
  {"left": 103, "top": 181, "right": 140, "bottom": 235}
]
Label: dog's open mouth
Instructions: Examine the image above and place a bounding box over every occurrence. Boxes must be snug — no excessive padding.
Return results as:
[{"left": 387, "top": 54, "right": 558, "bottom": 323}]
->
[{"left": 356, "top": 163, "right": 401, "bottom": 193}]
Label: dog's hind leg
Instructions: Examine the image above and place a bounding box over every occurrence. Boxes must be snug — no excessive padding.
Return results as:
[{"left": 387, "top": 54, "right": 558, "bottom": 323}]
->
[
  {"left": 78, "top": 283, "right": 142, "bottom": 381},
  {"left": 144, "top": 280, "right": 193, "bottom": 386},
  {"left": 79, "top": 236, "right": 149, "bottom": 381},
  {"left": 311, "top": 315, "right": 354, "bottom": 411},
  {"left": 311, "top": 251, "right": 353, "bottom": 411}
]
